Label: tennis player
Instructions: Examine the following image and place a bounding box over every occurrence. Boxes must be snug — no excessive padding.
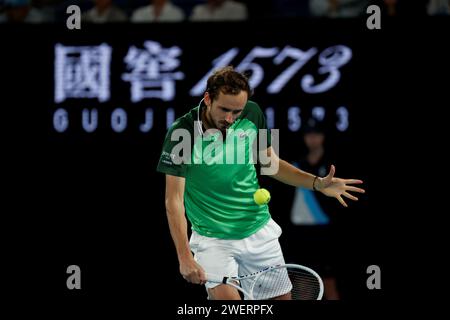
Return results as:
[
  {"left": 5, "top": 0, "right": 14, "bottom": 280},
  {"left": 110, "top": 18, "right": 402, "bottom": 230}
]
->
[{"left": 157, "top": 66, "right": 364, "bottom": 300}]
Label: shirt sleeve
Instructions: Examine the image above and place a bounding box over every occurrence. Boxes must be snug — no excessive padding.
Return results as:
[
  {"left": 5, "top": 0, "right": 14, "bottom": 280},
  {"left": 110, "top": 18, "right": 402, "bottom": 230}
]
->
[
  {"left": 156, "top": 120, "right": 189, "bottom": 177},
  {"left": 254, "top": 102, "right": 272, "bottom": 148}
]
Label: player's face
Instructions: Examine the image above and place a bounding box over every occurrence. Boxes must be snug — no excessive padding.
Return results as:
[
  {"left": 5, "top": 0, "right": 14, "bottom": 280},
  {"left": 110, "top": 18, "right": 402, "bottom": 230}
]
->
[{"left": 205, "top": 91, "right": 247, "bottom": 134}]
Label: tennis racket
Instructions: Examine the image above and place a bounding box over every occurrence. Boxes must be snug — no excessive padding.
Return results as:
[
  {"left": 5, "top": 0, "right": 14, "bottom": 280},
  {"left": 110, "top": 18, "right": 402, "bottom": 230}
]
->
[{"left": 207, "top": 263, "right": 324, "bottom": 300}]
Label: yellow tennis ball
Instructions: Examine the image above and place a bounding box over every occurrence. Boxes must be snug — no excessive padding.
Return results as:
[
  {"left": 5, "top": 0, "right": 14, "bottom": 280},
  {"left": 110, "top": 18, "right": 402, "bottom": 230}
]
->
[{"left": 254, "top": 188, "right": 271, "bottom": 205}]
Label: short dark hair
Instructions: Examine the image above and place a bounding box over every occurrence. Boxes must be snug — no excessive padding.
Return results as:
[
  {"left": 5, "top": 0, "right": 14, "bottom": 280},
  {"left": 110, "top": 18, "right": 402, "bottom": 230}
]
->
[{"left": 206, "top": 66, "right": 253, "bottom": 102}]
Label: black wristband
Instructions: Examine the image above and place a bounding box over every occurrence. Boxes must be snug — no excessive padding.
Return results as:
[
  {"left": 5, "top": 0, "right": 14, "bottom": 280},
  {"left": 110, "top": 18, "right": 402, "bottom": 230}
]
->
[{"left": 313, "top": 176, "right": 318, "bottom": 191}]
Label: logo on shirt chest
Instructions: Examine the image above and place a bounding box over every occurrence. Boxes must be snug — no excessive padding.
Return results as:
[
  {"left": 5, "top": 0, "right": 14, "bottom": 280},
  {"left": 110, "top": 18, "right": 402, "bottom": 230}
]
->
[{"left": 238, "top": 132, "right": 248, "bottom": 139}]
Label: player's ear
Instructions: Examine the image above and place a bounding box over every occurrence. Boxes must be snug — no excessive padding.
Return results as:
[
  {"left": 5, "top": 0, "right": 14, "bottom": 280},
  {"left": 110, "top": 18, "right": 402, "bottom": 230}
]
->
[{"left": 204, "top": 92, "right": 211, "bottom": 108}]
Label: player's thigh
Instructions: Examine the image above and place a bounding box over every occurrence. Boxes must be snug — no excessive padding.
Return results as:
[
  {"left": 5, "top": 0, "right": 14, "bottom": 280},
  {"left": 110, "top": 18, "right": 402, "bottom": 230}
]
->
[
  {"left": 208, "top": 284, "right": 241, "bottom": 300},
  {"left": 239, "top": 219, "right": 286, "bottom": 269},
  {"left": 190, "top": 231, "right": 239, "bottom": 290},
  {"left": 238, "top": 219, "right": 291, "bottom": 299}
]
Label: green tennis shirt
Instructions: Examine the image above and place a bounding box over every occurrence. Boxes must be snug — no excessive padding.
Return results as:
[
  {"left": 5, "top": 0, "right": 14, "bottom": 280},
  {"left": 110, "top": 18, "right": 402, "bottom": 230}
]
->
[{"left": 157, "top": 100, "right": 272, "bottom": 239}]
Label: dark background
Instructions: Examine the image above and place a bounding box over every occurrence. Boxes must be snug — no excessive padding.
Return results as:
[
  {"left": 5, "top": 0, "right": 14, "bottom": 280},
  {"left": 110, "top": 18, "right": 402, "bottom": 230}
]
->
[{"left": 2, "top": 16, "right": 448, "bottom": 312}]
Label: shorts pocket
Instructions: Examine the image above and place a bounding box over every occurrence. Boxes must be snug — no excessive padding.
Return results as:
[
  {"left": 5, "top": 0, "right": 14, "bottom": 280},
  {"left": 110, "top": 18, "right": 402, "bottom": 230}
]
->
[
  {"left": 269, "top": 219, "right": 282, "bottom": 237},
  {"left": 189, "top": 231, "right": 201, "bottom": 253}
]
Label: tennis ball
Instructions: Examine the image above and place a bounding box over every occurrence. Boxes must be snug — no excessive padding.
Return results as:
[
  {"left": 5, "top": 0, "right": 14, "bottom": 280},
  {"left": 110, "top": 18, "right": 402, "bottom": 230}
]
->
[{"left": 253, "top": 188, "right": 271, "bottom": 205}]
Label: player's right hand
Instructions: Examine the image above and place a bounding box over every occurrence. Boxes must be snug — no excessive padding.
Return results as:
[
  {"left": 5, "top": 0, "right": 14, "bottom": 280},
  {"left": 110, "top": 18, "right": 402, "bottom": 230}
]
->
[{"left": 180, "top": 258, "right": 207, "bottom": 285}]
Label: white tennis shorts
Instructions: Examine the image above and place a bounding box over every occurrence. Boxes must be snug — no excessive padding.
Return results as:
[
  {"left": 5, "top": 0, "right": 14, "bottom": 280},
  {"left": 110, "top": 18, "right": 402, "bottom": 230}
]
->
[{"left": 189, "top": 218, "right": 290, "bottom": 298}]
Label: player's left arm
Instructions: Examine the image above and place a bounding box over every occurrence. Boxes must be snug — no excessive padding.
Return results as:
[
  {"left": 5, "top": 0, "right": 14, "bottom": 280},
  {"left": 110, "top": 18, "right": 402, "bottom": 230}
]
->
[
  {"left": 264, "top": 147, "right": 365, "bottom": 207},
  {"left": 262, "top": 146, "right": 316, "bottom": 189}
]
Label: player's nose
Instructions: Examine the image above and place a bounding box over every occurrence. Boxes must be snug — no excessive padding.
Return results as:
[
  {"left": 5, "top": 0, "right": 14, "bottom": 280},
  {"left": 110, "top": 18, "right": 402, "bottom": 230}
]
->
[{"left": 225, "top": 113, "right": 233, "bottom": 123}]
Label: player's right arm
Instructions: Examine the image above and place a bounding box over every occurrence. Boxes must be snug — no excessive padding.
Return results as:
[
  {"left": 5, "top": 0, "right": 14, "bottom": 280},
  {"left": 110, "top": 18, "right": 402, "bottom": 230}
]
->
[{"left": 165, "top": 174, "right": 206, "bottom": 285}]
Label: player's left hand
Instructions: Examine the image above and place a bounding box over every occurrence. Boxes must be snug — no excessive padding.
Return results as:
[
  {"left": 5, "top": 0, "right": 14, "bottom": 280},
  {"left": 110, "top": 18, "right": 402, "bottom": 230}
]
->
[{"left": 316, "top": 165, "right": 365, "bottom": 207}]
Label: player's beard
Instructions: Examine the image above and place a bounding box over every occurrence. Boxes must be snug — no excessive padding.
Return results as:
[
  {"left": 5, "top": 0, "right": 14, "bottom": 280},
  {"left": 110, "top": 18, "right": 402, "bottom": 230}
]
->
[
  {"left": 204, "top": 107, "right": 229, "bottom": 136},
  {"left": 218, "top": 121, "right": 230, "bottom": 129},
  {"left": 218, "top": 121, "right": 231, "bottom": 137}
]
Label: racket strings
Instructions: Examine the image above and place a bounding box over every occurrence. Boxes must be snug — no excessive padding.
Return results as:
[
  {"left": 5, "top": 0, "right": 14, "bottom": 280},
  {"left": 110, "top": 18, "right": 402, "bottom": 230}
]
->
[
  {"left": 251, "top": 267, "right": 321, "bottom": 300},
  {"left": 288, "top": 268, "right": 322, "bottom": 300}
]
